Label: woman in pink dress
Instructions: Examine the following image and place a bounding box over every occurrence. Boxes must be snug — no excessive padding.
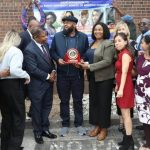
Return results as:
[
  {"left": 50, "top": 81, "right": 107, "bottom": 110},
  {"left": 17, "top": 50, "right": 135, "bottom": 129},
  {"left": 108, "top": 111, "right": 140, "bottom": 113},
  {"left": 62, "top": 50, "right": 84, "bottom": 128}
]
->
[{"left": 114, "top": 32, "right": 134, "bottom": 150}]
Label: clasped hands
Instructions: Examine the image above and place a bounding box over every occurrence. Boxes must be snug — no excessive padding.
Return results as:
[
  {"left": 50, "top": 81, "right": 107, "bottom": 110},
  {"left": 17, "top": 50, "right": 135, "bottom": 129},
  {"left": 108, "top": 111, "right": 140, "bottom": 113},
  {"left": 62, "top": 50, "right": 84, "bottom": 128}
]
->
[{"left": 48, "top": 70, "right": 56, "bottom": 82}]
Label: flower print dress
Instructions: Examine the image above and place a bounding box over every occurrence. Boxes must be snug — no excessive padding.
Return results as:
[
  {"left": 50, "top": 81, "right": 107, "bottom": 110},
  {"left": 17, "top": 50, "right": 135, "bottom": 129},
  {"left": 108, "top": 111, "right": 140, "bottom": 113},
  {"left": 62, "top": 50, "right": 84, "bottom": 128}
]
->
[{"left": 135, "top": 54, "right": 150, "bottom": 124}]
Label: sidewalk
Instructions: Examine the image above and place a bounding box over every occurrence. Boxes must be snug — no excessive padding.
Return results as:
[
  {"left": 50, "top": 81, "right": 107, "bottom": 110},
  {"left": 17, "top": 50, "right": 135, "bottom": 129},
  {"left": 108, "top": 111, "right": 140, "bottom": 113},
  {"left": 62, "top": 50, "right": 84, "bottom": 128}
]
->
[
  {"left": 21, "top": 93, "right": 144, "bottom": 150},
  {"left": 1, "top": 93, "right": 144, "bottom": 150},
  {"left": 22, "top": 120, "right": 143, "bottom": 150}
]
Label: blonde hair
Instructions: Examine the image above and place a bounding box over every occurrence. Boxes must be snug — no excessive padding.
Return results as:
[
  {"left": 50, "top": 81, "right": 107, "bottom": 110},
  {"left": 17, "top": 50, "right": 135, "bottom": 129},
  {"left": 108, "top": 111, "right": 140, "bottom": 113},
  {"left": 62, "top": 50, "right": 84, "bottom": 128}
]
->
[
  {"left": 115, "top": 21, "right": 130, "bottom": 39},
  {"left": 0, "top": 29, "right": 21, "bottom": 62}
]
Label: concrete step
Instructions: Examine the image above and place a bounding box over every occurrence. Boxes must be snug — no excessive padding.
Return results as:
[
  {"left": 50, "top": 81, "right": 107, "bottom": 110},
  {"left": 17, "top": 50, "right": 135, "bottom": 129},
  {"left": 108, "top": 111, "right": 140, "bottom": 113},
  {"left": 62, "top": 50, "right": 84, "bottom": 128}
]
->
[
  {"left": 22, "top": 124, "right": 143, "bottom": 150},
  {"left": 25, "top": 117, "right": 139, "bottom": 129}
]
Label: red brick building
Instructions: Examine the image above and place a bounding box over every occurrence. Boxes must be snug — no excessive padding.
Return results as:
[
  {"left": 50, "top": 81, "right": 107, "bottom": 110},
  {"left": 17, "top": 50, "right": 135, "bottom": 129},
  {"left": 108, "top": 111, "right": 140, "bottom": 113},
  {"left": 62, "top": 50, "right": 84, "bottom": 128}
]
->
[{"left": 0, "top": 0, "right": 149, "bottom": 42}]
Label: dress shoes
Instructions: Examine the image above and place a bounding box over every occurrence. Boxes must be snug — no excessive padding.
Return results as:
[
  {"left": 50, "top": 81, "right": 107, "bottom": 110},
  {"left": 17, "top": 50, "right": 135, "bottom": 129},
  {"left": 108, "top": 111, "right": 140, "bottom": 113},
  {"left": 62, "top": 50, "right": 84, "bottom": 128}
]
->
[
  {"left": 88, "top": 126, "right": 101, "bottom": 137},
  {"left": 34, "top": 133, "right": 44, "bottom": 144},
  {"left": 42, "top": 130, "right": 57, "bottom": 139},
  {"left": 97, "top": 128, "right": 107, "bottom": 141}
]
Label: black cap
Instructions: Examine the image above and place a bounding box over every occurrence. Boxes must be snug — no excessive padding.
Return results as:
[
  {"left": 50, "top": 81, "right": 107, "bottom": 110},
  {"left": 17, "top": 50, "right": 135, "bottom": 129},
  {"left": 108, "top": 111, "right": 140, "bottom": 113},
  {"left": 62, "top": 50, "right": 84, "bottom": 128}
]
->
[{"left": 62, "top": 16, "right": 78, "bottom": 24}]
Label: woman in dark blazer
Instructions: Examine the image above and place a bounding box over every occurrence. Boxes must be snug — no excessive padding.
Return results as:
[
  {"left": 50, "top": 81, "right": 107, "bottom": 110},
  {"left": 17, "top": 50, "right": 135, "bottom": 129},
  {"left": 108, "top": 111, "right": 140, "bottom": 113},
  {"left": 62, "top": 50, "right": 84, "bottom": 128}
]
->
[{"left": 79, "top": 22, "right": 116, "bottom": 141}]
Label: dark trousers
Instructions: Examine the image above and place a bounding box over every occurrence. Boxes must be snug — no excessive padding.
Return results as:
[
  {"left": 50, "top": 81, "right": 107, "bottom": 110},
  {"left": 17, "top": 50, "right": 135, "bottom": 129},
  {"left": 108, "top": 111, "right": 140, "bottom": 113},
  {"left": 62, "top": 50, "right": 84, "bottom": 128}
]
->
[
  {"left": 0, "top": 79, "right": 25, "bottom": 150},
  {"left": 89, "top": 77, "right": 114, "bottom": 128},
  {"left": 57, "top": 75, "right": 84, "bottom": 127},
  {"left": 28, "top": 84, "right": 53, "bottom": 134},
  {"left": 144, "top": 124, "right": 150, "bottom": 148}
]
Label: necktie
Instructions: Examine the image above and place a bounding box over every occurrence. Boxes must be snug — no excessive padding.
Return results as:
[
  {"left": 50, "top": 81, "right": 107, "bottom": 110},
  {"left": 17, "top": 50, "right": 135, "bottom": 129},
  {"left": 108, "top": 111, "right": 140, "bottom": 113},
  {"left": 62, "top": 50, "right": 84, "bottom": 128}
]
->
[{"left": 41, "top": 45, "right": 49, "bottom": 60}]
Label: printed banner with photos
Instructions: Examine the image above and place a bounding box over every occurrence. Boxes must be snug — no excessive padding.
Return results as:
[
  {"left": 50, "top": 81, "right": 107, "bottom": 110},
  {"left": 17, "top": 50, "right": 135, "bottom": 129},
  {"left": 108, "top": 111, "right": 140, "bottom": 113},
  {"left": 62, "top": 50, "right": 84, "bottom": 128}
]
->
[{"left": 34, "top": 0, "right": 115, "bottom": 44}]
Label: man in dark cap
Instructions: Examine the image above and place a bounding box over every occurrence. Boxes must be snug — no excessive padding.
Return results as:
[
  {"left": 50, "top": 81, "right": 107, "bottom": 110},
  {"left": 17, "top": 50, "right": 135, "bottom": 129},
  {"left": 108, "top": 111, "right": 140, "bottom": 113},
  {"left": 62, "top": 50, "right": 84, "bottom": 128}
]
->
[{"left": 51, "top": 16, "right": 89, "bottom": 137}]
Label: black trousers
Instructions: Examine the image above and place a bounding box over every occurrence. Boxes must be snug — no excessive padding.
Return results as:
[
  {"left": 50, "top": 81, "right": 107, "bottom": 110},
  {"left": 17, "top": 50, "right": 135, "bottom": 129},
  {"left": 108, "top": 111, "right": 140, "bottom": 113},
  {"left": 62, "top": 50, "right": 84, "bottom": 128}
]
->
[
  {"left": 0, "top": 79, "right": 25, "bottom": 150},
  {"left": 144, "top": 124, "right": 150, "bottom": 148},
  {"left": 89, "top": 77, "right": 114, "bottom": 128},
  {"left": 57, "top": 75, "right": 84, "bottom": 127},
  {"left": 28, "top": 84, "right": 53, "bottom": 134}
]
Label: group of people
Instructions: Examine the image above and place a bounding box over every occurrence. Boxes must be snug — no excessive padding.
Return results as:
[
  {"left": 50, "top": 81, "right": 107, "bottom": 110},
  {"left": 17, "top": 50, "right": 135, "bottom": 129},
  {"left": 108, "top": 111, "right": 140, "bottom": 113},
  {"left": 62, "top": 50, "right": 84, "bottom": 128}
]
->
[{"left": 0, "top": 1, "right": 150, "bottom": 150}]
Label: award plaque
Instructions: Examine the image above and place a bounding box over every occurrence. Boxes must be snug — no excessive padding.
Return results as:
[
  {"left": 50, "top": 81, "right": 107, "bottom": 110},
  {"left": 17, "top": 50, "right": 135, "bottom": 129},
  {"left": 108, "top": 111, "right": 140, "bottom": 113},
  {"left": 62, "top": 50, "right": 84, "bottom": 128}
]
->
[{"left": 64, "top": 48, "right": 80, "bottom": 64}]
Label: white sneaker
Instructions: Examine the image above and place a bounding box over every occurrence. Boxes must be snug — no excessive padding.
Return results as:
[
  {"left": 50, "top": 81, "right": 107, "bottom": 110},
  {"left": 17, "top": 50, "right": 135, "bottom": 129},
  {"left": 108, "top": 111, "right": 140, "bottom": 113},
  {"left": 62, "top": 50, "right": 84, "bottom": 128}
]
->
[
  {"left": 77, "top": 126, "right": 86, "bottom": 136},
  {"left": 60, "top": 127, "right": 69, "bottom": 137}
]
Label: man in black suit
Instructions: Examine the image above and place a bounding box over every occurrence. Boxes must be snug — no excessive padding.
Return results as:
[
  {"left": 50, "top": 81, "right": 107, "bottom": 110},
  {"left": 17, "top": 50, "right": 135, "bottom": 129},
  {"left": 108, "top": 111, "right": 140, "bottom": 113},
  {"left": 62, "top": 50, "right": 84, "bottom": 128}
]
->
[
  {"left": 24, "top": 27, "right": 57, "bottom": 144},
  {"left": 19, "top": 17, "right": 40, "bottom": 119},
  {"left": 19, "top": 18, "right": 40, "bottom": 53}
]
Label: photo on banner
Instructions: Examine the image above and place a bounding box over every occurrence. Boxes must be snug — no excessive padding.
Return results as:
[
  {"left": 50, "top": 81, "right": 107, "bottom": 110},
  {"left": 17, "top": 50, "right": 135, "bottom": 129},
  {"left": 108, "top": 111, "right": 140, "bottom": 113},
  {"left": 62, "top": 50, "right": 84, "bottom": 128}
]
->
[{"left": 34, "top": 0, "right": 115, "bottom": 44}]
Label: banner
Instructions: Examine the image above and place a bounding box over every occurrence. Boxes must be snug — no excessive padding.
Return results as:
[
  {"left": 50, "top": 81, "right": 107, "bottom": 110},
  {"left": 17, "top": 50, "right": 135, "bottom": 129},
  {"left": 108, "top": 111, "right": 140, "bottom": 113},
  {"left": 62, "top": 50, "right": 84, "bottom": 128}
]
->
[{"left": 34, "top": 0, "right": 115, "bottom": 44}]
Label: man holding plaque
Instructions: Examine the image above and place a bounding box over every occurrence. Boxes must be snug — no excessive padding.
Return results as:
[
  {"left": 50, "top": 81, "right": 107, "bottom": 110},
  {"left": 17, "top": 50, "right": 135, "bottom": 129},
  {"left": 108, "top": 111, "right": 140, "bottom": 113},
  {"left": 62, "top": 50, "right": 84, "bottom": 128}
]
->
[{"left": 51, "top": 16, "right": 89, "bottom": 137}]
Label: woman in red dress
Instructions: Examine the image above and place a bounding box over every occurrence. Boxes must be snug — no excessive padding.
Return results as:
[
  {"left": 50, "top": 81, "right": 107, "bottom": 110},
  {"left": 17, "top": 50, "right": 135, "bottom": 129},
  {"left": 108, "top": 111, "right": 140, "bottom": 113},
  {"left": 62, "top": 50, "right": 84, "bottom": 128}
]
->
[{"left": 114, "top": 32, "right": 134, "bottom": 150}]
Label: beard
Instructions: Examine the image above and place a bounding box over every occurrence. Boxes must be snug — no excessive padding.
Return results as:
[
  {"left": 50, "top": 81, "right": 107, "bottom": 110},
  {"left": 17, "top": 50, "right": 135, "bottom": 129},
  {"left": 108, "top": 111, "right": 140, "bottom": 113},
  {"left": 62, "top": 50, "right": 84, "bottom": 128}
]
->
[{"left": 63, "top": 26, "right": 74, "bottom": 36}]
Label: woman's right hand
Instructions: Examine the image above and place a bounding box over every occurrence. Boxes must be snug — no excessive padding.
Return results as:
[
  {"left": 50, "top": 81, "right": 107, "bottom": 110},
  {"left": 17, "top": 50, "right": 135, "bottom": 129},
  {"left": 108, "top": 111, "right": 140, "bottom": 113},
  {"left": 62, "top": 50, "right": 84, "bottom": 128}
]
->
[
  {"left": 0, "top": 69, "right": 10, "bottom": 77},
  {"left": 24, "top": 78, "right": 30, "bottom": 84},
  {"left": 116, "top": 90, "right": 123, "bottom": 98}
]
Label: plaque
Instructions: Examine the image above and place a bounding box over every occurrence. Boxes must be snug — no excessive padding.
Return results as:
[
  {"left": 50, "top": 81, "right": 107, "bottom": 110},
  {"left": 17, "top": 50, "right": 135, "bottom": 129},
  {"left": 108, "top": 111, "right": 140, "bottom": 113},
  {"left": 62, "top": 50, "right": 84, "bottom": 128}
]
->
[{"left": 64, "top": 48, "right": 80, "bottom": 64}]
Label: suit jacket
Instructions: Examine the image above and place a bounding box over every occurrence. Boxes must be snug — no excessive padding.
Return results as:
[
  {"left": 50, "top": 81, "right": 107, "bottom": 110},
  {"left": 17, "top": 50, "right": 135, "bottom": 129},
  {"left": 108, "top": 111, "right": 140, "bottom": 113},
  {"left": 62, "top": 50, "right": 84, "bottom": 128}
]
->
[
  {"left": 89, "top": 40, "right": 116, "bottom": 82},
  {"left": 19, "top": 30, "right": 32, "bottom": 53},
  {"left": 24, "top": 41, "right": 55, "bottom": 96}
]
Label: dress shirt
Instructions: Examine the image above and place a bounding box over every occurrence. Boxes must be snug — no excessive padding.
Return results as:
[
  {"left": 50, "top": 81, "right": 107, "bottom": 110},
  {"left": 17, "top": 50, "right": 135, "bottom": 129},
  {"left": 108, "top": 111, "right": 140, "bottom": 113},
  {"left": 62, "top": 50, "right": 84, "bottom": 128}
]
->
[
  {"left": 32, "top": 40, "right": 55, "bottom": 80},
  {"left": 27, "top": 29, "right": 33, "bottom": 39}
]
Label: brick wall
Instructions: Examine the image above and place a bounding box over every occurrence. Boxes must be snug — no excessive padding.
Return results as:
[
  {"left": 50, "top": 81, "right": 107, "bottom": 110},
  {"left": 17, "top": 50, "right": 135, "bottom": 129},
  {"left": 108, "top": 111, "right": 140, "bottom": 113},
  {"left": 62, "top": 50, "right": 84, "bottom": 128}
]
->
[{"left": 0, "top": 0, "right": 149, "bottom": 42}]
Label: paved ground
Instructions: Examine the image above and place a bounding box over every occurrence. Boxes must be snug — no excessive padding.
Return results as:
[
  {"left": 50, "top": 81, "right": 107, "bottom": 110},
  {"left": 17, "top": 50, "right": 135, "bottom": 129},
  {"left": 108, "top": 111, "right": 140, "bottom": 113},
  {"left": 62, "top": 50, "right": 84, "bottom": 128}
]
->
[
  {"left": 0, "top": 92, "right": 145, "bottom": 150},
  {"left": 22, "top": 121, "right": 144, "bottom": 150}
]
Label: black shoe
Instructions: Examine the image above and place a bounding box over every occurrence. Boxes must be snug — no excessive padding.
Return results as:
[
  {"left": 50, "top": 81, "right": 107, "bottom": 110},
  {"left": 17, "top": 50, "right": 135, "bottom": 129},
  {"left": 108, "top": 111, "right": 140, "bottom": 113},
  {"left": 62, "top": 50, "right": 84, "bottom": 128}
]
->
[
  {"left": 135, "top": 125, "right": 144, "bottom": 130},
  {"left": 42, "top": 130, "right": 57, "bottom": 139},
  {"left": 34, "top": 133, "right": 44, "bottom": 144},
  {"left": 20, "top": 147, "right": 24, "bottom": 150},
  {"left": 119, "top": 135, "right": 134, "bottom": 150},
  {"left": 118, "top": 135, "right": 125, "bottom": 146}
]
